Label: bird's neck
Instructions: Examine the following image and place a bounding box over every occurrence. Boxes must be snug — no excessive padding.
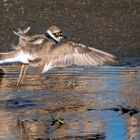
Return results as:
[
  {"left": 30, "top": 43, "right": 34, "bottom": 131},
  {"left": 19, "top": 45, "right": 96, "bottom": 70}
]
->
[{"left": 45, "top": 34, "right": 59, "bottom": 44}]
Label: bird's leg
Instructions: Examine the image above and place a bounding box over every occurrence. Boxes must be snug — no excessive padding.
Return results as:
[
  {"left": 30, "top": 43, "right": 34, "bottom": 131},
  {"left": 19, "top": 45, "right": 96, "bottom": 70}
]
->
[
  {"left": 16, "top": 64, "right": 28, "bottom": 86},
  {"left": 16, "top": 65, "right": 25, "bottom": 86},
  {"left": 20, "top": 64, "right": 28, "bottom": 83}
]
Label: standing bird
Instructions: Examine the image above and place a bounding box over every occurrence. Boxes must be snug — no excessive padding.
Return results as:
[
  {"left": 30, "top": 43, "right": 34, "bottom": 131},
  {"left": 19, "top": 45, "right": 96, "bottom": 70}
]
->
[{"left": 0, "top": 26, "right": 116, "bottom": 86}]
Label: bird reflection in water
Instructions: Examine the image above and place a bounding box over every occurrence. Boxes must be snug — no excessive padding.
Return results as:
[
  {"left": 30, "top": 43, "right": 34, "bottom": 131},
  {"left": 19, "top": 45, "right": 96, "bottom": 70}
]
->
[{"left": 0, "top": 68, "right": 4, "bottom": 85}]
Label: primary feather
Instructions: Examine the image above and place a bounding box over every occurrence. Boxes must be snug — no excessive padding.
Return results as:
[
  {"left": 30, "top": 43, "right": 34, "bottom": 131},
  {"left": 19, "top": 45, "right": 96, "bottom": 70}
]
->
[{"left": 41, "top": 41, "right": 116, "bottom": 73}]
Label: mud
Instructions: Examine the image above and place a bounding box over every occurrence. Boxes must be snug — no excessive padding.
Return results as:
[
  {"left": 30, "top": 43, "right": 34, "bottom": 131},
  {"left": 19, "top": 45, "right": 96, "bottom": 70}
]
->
[{"left": 0, "top": 0, "right": 139, "bottom": 65}]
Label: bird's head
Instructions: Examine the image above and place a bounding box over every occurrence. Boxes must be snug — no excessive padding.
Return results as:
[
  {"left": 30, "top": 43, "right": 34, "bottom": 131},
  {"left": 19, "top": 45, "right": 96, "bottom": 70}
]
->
[{"left": 45, "top": 26, "right": 67, "bottom": 43}]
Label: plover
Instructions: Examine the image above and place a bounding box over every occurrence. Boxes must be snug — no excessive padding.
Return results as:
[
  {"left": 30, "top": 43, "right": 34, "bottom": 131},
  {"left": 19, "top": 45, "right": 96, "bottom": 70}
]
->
[
  {"left": 0, "top": 26, "right": 116, "bottom": 86},
  {"left": 0, "top": 26, "right": 67, "bottom": 86}
]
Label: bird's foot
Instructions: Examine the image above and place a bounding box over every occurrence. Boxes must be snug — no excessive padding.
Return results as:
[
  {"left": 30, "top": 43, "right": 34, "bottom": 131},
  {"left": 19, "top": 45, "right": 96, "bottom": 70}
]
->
[
  {"left": 39, "top": 71, "right": 44, "bottom": 76},
  {"left": 16, "top": 79, "right": 23, "bottom": 87}
]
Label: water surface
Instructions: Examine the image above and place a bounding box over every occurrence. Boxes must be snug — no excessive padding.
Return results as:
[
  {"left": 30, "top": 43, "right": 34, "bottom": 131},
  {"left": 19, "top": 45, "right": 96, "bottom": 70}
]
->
[{"left": 0, "top": 65, "right": 140, "bottom": 140}]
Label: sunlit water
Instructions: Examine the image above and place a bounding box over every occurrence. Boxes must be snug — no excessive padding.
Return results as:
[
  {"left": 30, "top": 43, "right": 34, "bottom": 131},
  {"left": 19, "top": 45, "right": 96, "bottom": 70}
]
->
[{"left": 0, "top": 65, "right": 139, "bottom": 140}]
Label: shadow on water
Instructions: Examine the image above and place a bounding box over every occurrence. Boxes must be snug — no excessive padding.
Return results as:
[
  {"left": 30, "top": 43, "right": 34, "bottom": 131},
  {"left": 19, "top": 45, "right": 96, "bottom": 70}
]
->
[
  {"left": 0, "top": 65, "right": 139, "bottom": 139},
  {"left": 0, "top": 98, "right": 37, "bottom": 110}
]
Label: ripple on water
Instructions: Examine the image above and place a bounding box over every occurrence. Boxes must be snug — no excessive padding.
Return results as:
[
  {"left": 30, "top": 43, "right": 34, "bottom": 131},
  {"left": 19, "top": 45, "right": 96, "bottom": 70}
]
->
[{"left": 0, "top": 65, "right": 139, "bottom": 139}]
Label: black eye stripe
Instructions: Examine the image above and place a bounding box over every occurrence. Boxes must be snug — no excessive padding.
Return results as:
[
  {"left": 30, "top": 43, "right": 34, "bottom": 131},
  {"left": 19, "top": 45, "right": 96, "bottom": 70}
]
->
[{"left": 53, "top": 31, "right": 62, "bottom": 37}]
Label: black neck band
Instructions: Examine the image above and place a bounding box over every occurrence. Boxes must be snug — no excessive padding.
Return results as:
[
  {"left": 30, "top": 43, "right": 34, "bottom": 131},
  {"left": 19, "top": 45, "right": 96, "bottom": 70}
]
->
[{"left": 45, "top": 33, "right": 59, "bottom": 44}]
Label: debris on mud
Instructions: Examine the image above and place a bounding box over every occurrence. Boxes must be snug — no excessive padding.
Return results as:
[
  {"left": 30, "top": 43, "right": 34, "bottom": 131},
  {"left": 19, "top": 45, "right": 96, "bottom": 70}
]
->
[
  {"left": 87, "top": 105, "right": 140, "bottom": 117},
  {"left": 51, "top": 116, "right": 65, "bottom": 126}
]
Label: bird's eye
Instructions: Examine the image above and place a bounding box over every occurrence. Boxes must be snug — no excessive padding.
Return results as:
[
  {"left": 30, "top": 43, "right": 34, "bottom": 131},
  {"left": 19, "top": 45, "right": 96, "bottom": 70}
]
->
[{"left": 54, "top": 32, "right": 62, "bottom": 37}]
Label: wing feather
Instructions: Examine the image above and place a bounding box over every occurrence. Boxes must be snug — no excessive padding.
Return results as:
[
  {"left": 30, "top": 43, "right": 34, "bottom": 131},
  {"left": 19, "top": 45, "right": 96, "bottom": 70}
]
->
[{"left": 42, "top": 41, "right": 116, "bottom": 71}]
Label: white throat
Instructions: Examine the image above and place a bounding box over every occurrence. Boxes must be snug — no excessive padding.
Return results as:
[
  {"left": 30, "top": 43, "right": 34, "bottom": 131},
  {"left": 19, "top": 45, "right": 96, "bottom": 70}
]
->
[{"left": 46, "top": 30, "right": 63, "bottom": 43}]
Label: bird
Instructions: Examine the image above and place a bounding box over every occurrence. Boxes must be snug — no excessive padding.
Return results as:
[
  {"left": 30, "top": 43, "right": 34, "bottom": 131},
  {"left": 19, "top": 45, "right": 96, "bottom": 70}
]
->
[
  {"left": 0, "top": 26, "right": 67, "bottom": 86},
  {"left": 0, "top": 26, "right": 116, "bottom": 86},
  {"left": 13, "top": 25, "right": 67, "bottom": 47}
]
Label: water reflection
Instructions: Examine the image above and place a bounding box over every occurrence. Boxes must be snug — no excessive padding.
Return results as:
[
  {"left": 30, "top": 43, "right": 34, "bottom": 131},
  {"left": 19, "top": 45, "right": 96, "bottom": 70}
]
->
[
  {"left": 0, "top": 68, "right": 4, "bottom": 85},
  {"left": 0, "top": 111, "right": 24, "bottom": 140},
  {"left": 127, "top": 116, "right": 140, "bottom": 140},
  {"left": 0, "top": 66, "right": 139, "bottom": 139}
]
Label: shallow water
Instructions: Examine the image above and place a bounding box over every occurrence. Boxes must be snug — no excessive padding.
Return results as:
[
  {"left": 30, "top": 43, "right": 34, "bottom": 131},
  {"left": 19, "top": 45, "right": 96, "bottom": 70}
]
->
[{"left": 0, "top": 65, "right": 139, "bottom": 140}]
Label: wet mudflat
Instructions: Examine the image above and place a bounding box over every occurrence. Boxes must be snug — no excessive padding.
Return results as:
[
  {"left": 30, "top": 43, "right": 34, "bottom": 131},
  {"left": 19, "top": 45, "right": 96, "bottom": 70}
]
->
[{"left": 0, "top": 65, "right": 139, "bottom": 140}]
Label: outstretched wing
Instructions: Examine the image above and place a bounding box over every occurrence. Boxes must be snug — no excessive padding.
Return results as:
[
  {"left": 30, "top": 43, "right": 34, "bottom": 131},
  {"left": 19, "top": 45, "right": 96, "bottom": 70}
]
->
[
  {"left": 0, "top": 50, "right": 31, "bottom": 65},
  {"left": 42, "top": 41, "right": 116, "bottom": 73},
  {"left": 14, "top": 29, "right": 47, "bottom": 46}
]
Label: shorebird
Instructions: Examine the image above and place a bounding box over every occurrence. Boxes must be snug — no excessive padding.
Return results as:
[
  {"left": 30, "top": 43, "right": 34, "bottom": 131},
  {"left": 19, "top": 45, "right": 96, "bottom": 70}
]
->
[
  {"left": 0, "top": 26, "right": 116, "bottom": 86},
  {"left": 0, "top": 26, "right": 67, "bottom": 86},
  {"left": 13, "top": 26, "right": 66, "bottom": 47}
]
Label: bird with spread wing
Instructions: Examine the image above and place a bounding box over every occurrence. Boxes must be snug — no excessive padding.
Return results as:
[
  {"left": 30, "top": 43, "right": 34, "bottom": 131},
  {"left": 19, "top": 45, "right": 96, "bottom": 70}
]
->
[{"left": 0, "top": 26, "right": 116, "bottom": 86}]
